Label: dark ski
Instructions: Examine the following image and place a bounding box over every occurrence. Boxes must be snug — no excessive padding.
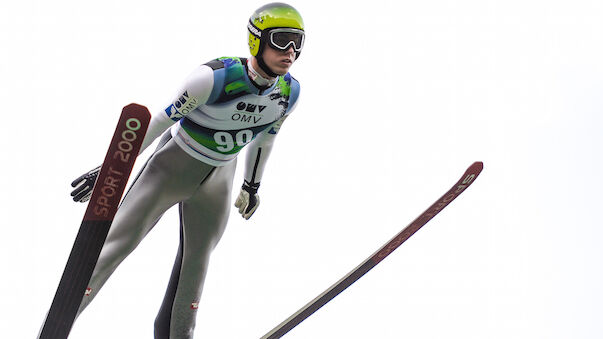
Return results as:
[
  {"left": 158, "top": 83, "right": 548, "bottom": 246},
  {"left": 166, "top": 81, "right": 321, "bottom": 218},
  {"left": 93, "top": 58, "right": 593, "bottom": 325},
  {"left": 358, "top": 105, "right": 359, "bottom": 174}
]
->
[
  {"left": 39, "top": 104, "right": 151, "bottom": 339},
  {"left": 261, "top": 161, "right": 484, "bottom": 339}
]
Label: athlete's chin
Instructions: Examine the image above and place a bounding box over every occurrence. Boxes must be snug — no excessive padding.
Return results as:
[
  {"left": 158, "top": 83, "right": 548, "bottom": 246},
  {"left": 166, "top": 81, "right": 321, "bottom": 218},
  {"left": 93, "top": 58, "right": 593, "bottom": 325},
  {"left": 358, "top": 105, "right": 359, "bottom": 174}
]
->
[{"left": 270, "top": 64, "right": 293, "bottom": 76}]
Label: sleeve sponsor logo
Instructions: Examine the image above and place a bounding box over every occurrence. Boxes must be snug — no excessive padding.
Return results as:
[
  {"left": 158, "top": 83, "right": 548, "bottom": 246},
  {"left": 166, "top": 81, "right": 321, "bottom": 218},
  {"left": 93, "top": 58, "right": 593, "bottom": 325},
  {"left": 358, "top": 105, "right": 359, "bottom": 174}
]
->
[
  {"left": 268, "top": 118, "right": 285, "bottom": 134},
  {"left": 164, "top": 91, "right": 199, "bottom": 121}
]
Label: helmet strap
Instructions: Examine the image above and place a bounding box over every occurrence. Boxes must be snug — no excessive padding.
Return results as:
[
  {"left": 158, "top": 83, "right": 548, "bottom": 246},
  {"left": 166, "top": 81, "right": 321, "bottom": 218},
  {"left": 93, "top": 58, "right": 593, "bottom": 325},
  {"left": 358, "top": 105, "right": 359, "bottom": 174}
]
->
[
  {"left": 256, "top": 52, "right": 280, "bottom": 78},
  {"left": 247, "top": 59, "right": 276, "bottom": 87}
]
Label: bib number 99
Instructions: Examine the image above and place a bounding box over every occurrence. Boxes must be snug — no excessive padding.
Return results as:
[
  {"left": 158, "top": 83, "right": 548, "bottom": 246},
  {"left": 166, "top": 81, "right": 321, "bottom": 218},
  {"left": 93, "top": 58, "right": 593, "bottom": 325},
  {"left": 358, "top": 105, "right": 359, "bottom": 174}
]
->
[{"left": 214, "top": 130, "right": 253, "bottom": 152}]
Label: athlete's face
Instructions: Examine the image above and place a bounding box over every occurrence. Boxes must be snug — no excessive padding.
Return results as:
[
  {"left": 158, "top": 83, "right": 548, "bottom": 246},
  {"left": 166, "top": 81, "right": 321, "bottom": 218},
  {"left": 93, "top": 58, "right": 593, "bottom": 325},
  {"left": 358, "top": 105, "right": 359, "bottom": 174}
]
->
[{"left": 262, "top": 45, "right": 296, "bottom": 76}]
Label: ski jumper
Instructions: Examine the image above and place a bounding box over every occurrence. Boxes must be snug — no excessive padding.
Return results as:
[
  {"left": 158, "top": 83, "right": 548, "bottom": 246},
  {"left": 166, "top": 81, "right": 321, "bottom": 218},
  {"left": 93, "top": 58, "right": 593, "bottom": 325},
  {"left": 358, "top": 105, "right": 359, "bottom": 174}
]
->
[{"left": 75, "top": 56, "right": 300, "bottom": 339}]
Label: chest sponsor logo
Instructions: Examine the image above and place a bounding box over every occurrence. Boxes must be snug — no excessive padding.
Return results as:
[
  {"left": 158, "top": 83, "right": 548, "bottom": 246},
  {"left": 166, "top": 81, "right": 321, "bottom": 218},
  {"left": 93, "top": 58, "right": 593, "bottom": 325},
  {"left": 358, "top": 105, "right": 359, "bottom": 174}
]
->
[
  {"left": 237, "top": 101, "right": 267, "bottom": 113},
  {"left": 232, "top": 113, "right": 262, "bottom": 124}
]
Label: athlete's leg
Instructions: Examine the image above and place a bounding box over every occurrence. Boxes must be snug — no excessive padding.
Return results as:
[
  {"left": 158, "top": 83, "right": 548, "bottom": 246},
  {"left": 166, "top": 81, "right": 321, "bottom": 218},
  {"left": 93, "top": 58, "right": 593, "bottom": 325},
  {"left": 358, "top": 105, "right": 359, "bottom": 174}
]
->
[
  {"left": 76, "top": 134, "right": 215, "bottom": 316},
  {"left": 154, "top": 159, "right": 237, "bottom": 339}
]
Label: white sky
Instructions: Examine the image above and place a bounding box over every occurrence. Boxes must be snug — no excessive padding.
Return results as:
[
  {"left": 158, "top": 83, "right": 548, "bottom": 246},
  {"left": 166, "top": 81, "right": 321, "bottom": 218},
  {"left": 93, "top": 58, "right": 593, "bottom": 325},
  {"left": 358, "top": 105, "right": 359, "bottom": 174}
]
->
[{"left": 1, "top": 0, "right": 602, "bottom": 338}]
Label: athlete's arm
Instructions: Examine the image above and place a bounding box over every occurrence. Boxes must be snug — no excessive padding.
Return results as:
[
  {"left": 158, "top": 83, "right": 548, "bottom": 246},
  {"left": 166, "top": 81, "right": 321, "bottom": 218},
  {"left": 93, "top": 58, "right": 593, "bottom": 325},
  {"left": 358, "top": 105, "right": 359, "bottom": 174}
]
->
[
  {"left": 234, "top": 115, "right": 286, "bottom": 219},
  {"left": 138, "top": 65, "right": 215, "bottom": 154},
  {"left": 243, "top": 114, "right": 289, "bottom": 185},
  {"left": 235, "top": 100, "right": 299, "bottom": 219},
  {"left": 70, "top": 65, "right": 215, "bottom": 202},
  {"left": 233, "top": 115, "right": 287, "bottom": 219},
  {"left": 235, "top": 77, "right": 300, "bottom": 218}
]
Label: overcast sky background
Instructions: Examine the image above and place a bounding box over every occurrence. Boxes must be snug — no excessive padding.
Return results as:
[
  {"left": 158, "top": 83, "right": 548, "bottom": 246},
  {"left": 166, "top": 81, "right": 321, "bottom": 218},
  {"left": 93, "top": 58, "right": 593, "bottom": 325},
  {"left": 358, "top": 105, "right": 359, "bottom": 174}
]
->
[{"left": 1, "top": 0, "right": 602, "bottom": 338}]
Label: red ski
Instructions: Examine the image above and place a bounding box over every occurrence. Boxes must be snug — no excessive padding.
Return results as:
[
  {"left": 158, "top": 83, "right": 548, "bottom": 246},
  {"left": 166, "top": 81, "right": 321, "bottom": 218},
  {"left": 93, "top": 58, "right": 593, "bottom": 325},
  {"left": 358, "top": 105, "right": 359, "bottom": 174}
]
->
[
  {"left": 39, "top": 104, "right": 151, "bottom": 339},
  {"left": 261, "top": 161, "right": 484, "bottom": 339}
]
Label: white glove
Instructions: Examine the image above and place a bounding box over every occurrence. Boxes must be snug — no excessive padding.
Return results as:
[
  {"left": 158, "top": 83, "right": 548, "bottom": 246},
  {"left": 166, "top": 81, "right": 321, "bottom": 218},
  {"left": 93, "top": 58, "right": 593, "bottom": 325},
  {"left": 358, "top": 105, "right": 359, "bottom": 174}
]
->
[{"left": 234, "top": 181, "right": 260, "bottom": 219}]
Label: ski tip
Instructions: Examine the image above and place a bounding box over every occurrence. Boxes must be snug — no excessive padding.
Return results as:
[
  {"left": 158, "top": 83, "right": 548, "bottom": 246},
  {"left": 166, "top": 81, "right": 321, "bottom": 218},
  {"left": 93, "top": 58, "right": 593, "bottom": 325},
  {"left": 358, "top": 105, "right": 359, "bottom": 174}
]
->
[
  {"left": 122, "top": 103, "right": 151, "bottom": 119},
  {"left": 123, "top": 102, "right": 147, "bottom": 109},
  {"left": 468, "top": 161, "right": 484, "bottom": 176}
]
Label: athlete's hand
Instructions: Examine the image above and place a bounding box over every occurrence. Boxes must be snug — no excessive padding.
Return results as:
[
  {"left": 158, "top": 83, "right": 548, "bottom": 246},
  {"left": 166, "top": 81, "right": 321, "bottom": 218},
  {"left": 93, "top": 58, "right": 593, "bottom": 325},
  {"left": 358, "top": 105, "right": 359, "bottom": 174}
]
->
[
  {"left": 234, "top": 180, "right": 260, "bottom": 219},
  {"left": 70, "top": 166, "right": 101, "bottom": 202}
]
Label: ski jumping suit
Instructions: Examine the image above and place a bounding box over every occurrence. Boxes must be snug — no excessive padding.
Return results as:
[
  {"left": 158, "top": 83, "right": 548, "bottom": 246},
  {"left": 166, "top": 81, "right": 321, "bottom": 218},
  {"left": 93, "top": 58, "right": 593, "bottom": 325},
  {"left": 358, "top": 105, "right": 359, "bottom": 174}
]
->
[{"left": 75, "top": 57, "right": 300, "bottom": 338}]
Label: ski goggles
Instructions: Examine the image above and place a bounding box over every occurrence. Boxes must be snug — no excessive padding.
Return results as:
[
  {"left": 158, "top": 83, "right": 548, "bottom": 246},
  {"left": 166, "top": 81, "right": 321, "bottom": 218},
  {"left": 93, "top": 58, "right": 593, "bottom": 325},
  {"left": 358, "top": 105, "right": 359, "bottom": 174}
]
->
[{"left": 268, "top": 28, "right": 305, "bottom": 52}]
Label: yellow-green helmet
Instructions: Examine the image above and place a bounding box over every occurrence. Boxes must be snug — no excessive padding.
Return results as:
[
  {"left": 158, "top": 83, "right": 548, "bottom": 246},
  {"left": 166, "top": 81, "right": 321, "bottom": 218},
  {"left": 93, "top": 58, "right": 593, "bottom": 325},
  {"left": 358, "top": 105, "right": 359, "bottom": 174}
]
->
[{"left": 247, "top": 3, "right": 305, "bottom": 60}]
